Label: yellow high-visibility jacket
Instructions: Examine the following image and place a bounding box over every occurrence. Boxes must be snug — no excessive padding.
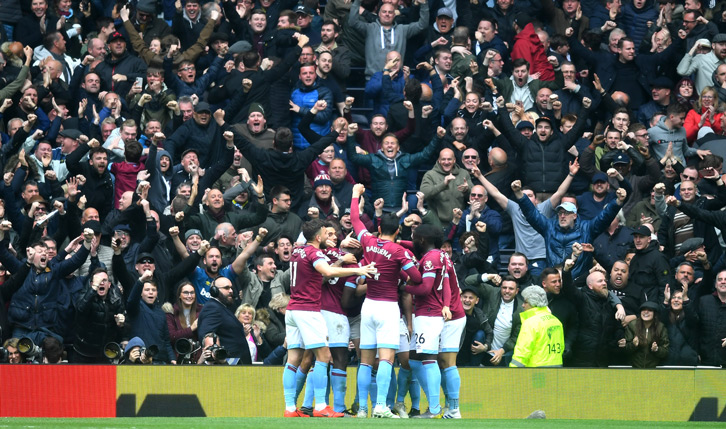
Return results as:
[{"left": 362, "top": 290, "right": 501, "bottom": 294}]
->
[{"left": 510, "top": 306, "right": 565, "bottom": 367}]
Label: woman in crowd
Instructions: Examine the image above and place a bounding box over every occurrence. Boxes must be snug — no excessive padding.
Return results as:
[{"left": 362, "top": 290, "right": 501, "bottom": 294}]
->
[
  {"left": 684, "top": 86, "right": 724, "bottom": 143},
  {"left": 675, "top": 78, "right": 698, "bottom": 109},
  {"left": 264, "top": 293, "right": 288, "bottom": 349},
  {"left": 235, "top": 303, "right": 270, "bottom": 363},
  {"left": 623, "top": 301, "right": 669, "bottom": 368},
  {"left": 165, "top": 282, "right": 202, "bottom": 362},
  {"left": 661, "top": 284, "right": 699, "bottom": 366}
]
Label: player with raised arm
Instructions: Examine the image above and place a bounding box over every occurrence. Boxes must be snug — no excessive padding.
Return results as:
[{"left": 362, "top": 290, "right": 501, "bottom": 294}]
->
[
  {"left": 282, "top": 219, "right": 377, "bottom": 418},
  {"left": 350, "top": 184, "right": 422, "bottom": 418}
]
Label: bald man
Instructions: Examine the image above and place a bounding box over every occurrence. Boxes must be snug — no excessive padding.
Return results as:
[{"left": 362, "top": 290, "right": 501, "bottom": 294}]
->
[
  {"left": 420, "top": 148, "right": 474, "bottom": 224},
  {"left": 561, "top": 246, "right": 625, "bottom": 367}
]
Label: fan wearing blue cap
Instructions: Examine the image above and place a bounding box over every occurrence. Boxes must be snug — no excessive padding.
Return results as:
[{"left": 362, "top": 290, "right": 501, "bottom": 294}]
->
[
  {"left": 575, "top": 170, "right": 632, "bottom": 220},
  {"left": 512, "top": 179, "right": 628, "bottom": 278}
]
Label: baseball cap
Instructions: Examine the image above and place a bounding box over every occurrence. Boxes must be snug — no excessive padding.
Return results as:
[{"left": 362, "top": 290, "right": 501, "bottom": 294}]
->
[
  {"left": 535, "top": 116, "right": 553, "bottom": 127},
  {"left": 294, "top": 5, "right": 313, "bottom": 15},
  {"left": 109, "top": 31, "right": 126, "bottom": 42},
  {"left": 592, "top": 171, "right": 608, "bottom": 184},
  {"left": 555, "top": 202, "right": 577, "bottom": 214},
  {"left": 194, "top": 102, "right": 211, "bottom": 113},
  {"left": 612, "top": 153, "right": 630, "bottom": 165},
  {"left": 631, "top": 225, "right": 650, "bottom": 236},
  {"left": 436, "top": 7, "right": 453, "bottom": 18}
]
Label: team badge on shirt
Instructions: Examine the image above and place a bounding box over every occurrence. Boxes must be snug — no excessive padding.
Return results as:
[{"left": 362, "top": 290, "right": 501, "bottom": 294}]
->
[{"left": 424, "top": 260, "right": 434, "bottom": 271}]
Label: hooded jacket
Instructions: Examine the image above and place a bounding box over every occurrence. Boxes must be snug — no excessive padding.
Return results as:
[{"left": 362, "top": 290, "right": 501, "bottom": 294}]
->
[
  {"left": 172, "top": 8, "right": 206, "bottom": 50},
  {"left": 146, "top": 144, "right": 174, "bottom": 214},
  {"left": 647, "top": 116, "right": 696, "bottom": 165},
  {"left": 511, "top": 23, "right": 555, "bottom": 81}
]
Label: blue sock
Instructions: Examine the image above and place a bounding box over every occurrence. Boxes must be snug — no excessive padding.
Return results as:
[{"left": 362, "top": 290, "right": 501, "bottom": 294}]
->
[
  {"left": 353, "top": 363, "right": 360, "bottom": 407},
  {"left": 295, "top": 368, "right": 307, "bottom": 403},
  {"left": 440, "top": 368, "right": 448, "bottom": 407},
  {"left": 423, "top": 360, "right": 441, "bottom": 414},
  {"left": 443, "top": 366, "right": 460, "bottom": 410},
  {"left": 375, "top": 360, "right": 393, "bottom": 408},
  {"left": 396, "top": 368, "right": 410, "bottom": 403},
  {"left": 386, "top": 366, "right": 397, "bottom": 407},
  {"left": 409, "top": 373, "right": 421, "bottom": 409},
  {"left": 302, "top": 367, "right": 315, "bottom": 409},
  {"left": 313, "top": 361, "right": 329, "bottom": 409},
  {"left": 331, "top": 368, "right": 347, "bottom": 412},
  {"left": 325, "top": 365, "right": 331, "bottom": 407},
  {"left": 370, "top": 369, "right": 378, "bottom": 406},
  {"left": 283, "top": 363, "right": 298, "bottom": 409},
  {"left": 409, "top": 359, "right": 428, "bottom": 402},
  {"left": 357, "top": 363, "right": 372, "bottom": 412}
]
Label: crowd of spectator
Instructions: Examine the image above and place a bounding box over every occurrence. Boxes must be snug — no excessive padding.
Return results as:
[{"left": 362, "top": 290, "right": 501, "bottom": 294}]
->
[{"left": 0, "top": 0, "right": 725, "bottom": 370}]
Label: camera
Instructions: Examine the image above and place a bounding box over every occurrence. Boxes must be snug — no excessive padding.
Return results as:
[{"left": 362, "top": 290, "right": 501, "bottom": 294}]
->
[
  {"left": 140, "top": 344, "right": 159, "bottom": 360},
  {"left": 175, "top": 338, "right": 200, "bottom": 356},
  {"left": 0, "top": 347, "right": 8, "bottom": 363},
  {"left": 206, "top": 344, "right": 228, "bottom": 362},
  {"left": 104, "top": 342, "right": 123, "bottom": 362},
  {"left": 17, "top": 337, "right": 41, "bottom": 361}
]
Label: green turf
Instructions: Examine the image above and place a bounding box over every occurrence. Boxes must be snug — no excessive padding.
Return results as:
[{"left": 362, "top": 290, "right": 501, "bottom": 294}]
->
[{"left": 0, "top": 418, "right": 721, "bottom": 428}]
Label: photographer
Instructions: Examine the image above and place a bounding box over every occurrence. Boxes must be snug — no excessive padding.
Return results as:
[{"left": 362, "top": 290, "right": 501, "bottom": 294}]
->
[
  {"left": 123, "top": 336, "right": 155, "bottom": 365},
  {"left": 196, "top": 332, "right": 228, "bottom": 365},
  {"left": 2, "top": 338, "right": 22, "bottom": 364}
]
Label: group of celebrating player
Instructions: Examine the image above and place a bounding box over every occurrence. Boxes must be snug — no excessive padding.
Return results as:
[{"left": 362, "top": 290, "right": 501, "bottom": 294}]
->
[{"left": 281, "top": 184, "right": 464, "bottom": 419}]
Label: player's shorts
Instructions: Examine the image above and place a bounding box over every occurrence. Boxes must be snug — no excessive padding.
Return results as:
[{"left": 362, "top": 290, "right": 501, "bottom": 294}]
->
[
  {"left": 360, "top": 298, "right": 400, "bottom": 350},
  {"left": 285, "top": 310, "right": 328, "bottom": 350},
  {"left": 413, "top": 315, "right": 444, "bottom": 355},
  {"left": 440, "top": 316, "right": 466, "bottom": 353},
  {"left": 321, "top": 310, "right": 350, "bottom": 348},
  {"left": 348, "top": 314, "right": 361, "bottom": 340},
  {"left": 398, "top": 317, "right": 411, "bottom": 353}
]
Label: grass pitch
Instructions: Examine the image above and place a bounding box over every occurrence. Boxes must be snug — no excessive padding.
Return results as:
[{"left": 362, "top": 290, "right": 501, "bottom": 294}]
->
[{"left": 0, "top": 418, "right": 721, "bottom": 428}]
